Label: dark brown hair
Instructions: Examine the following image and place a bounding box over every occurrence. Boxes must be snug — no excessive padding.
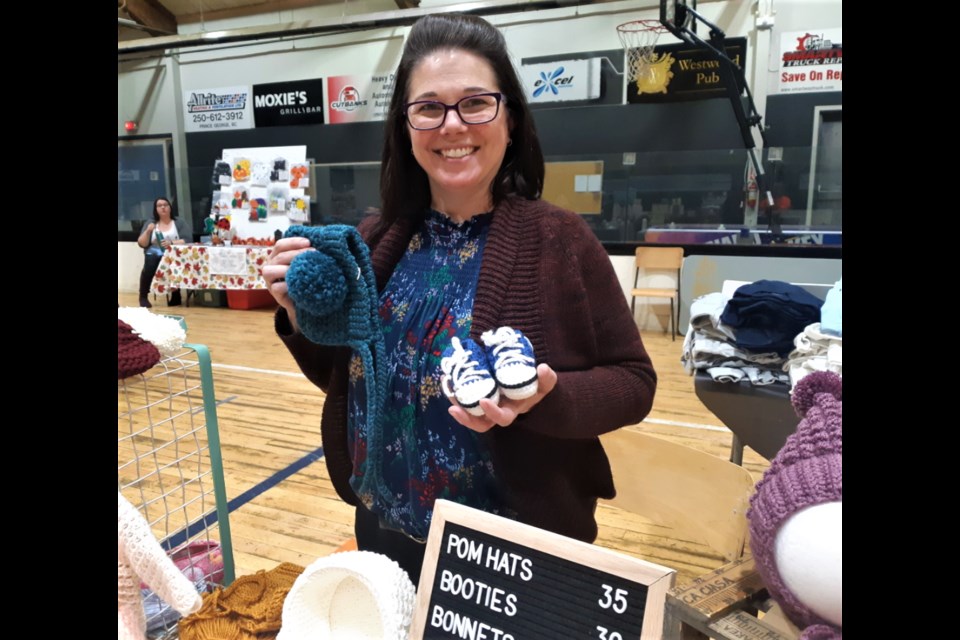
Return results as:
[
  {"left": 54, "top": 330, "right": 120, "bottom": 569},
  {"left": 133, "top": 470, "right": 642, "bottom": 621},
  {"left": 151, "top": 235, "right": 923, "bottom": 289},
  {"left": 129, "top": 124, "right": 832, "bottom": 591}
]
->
[
  {"left": 376, "top": 13, "right": 544, "bottom": 239},
  {"left": 151, "top": 197, "right": 177, "bottom": 222}
]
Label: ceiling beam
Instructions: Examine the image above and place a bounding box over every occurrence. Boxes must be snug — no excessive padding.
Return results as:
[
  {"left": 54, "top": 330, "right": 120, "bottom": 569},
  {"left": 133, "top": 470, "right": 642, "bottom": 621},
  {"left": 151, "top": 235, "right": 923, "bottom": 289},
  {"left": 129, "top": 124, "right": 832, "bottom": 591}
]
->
[
  {"left": 120, "top": 0, "right": 623, "bottom": 55},
  {"left": 124, "top": 0, "right": 177, "bottom": 36},
  {"left": 179, "top": 0, "right": 351, "bottom": 25}
]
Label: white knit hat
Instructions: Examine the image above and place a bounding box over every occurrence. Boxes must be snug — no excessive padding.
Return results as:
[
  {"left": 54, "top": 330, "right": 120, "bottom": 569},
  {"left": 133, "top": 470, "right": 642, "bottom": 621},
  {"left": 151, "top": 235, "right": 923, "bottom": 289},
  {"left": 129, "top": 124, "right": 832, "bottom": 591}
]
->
[
  {"left": 278, "top": 550, "right": 416, "bottom": 640},
  {"left": 118, "top": 307, "right": 186, "bottom": 357}
]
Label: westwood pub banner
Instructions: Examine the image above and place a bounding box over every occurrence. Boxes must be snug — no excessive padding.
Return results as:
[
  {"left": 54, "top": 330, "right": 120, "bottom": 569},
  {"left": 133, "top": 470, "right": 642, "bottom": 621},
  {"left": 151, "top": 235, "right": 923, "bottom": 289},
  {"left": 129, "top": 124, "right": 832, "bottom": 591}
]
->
[{"left": 626, "top": 37, "right": 747, "bottom": 103}]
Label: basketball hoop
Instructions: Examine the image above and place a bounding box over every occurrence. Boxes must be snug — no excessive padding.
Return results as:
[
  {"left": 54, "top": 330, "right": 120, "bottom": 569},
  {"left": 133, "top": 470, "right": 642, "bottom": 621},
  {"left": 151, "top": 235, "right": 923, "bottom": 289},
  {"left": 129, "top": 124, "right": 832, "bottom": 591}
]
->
[{"left": 616, "top": 19, "right": 669, "bottom": 84}]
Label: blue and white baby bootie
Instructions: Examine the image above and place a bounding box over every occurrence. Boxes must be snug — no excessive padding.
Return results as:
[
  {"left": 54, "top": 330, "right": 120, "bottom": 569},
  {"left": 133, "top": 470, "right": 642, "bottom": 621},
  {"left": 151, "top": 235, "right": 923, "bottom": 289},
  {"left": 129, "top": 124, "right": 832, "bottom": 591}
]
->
[
  {"left": 441, "top": 337, "right": 499, "bottom": 416},
  {"left": 481, "top": 327, "right": 538, "bottom": 400}
]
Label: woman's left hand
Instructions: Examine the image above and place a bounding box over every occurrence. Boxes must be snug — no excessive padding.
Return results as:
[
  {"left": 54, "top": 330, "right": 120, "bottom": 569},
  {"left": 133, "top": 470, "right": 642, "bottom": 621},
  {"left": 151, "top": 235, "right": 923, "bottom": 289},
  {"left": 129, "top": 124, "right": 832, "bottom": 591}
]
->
[{"left": 446, "top": 364, "right": 558, "bottom": 433}]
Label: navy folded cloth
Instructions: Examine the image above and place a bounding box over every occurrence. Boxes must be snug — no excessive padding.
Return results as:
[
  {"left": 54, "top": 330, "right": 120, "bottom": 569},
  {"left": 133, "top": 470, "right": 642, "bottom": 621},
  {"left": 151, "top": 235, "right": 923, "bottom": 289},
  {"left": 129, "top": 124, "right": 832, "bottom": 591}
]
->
[{"left": 720, "top": 280, "right": 823, "bottom": 357}]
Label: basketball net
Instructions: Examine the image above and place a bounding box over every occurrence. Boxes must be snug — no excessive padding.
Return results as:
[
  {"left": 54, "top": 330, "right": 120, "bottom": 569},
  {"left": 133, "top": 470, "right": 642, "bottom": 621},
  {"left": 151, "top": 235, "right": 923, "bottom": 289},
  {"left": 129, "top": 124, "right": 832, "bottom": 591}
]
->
[{"left": 617, "top": 20, "right": 669, "bottom": 86}]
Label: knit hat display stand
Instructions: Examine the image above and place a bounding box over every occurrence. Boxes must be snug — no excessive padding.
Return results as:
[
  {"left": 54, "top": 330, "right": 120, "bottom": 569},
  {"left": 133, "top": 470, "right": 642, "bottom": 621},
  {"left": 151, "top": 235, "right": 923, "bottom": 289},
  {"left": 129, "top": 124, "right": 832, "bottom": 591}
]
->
[
  {"left": 283, "top": 225, "right": 393, "bottom": 504},
  {"left": 747, "top": 370, "right": 842, "bottom": 639}
]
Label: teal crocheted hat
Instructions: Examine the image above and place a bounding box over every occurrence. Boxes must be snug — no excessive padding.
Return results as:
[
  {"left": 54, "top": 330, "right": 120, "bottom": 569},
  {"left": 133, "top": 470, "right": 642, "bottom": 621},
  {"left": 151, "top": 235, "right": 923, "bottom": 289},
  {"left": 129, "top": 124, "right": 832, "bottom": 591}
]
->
[
  {"left": 283, "top": 224, "right": 391, "bottom": 504},
  {"left": 284, "top": 225, "right": 379, "bottom": 348}
]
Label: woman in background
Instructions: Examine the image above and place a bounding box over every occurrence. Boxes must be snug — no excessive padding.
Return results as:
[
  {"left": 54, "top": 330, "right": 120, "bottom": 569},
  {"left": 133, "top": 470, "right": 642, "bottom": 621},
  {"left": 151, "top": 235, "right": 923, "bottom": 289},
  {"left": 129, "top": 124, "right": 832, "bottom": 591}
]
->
[{"left": 137, "top": 197, "right": 188, "bottom": 308}]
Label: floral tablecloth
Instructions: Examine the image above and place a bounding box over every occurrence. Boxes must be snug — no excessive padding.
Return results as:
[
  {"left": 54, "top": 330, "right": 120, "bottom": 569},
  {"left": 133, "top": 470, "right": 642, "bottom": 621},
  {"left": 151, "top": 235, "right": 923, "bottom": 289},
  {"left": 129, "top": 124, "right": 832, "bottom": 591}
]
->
[{"left": 151, "top": 245, "right": 270, "bottom": 293}]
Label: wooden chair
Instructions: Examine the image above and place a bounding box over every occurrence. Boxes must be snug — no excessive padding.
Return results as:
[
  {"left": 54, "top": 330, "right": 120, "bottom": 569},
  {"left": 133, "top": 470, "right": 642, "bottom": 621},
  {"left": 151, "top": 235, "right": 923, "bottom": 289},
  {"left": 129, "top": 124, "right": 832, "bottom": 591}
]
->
[
  {"left": 599, "top": 428, "right": 755, "bottom": 563},
  {"left": 631, "top": 247, "right": 684, "bottom": 341}
]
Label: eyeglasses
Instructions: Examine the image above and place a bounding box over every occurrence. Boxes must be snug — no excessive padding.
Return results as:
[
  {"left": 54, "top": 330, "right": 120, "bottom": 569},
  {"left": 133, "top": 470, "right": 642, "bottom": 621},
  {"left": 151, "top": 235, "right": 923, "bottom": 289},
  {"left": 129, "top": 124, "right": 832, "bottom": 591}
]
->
[{"left": 404, "top": 93, "right": 505, "bottom": 131}]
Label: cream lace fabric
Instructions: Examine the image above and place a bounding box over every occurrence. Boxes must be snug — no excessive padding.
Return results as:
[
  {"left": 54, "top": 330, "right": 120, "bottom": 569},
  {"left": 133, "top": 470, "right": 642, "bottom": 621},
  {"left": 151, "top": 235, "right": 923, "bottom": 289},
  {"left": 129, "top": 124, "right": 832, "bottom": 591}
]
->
[{"left": 118, "top": 492, "right": 202, "bottom": 640}]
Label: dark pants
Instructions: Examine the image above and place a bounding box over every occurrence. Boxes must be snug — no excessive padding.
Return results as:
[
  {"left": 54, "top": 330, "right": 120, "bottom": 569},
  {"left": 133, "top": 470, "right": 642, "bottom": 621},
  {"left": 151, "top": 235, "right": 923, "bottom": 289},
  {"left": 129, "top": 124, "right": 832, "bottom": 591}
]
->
[
  {"left": 354, "top": 502, "right": 427, "bottom": 586},
  {"left": 139, "top": 253, "right": 163, "bottom": 299}
]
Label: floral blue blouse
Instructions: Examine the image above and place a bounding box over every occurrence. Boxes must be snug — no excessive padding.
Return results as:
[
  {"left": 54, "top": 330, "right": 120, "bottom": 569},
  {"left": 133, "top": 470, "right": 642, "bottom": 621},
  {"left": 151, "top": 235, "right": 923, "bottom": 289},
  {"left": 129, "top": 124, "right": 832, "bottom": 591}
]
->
[{"left": 346, "top": 210, "right": 503, "bottom": 539}]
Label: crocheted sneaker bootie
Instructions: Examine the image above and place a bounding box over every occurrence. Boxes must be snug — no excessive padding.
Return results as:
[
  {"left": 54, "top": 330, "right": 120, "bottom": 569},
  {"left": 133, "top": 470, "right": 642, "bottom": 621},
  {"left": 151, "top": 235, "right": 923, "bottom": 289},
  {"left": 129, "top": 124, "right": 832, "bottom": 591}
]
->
[
  {"left": 441, "top": 337, "right": 499, "bottom": 416},
  {"left": 481, "top": 327, "right": 538, "bottom": 400}
]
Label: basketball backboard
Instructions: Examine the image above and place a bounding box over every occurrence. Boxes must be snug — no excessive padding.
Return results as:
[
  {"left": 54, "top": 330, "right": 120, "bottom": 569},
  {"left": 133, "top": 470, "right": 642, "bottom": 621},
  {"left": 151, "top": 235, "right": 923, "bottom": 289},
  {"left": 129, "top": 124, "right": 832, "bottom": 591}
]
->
[{"left": 660, "top": 0, "right": 688, "bottom": 30}]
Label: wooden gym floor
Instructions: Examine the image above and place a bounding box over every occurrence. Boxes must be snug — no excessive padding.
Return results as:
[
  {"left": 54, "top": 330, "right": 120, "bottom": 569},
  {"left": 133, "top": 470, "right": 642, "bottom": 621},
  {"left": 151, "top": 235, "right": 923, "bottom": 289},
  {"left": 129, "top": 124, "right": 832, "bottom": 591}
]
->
[{"left": 118, "top": 291, "right": 770, "bottom": 586}]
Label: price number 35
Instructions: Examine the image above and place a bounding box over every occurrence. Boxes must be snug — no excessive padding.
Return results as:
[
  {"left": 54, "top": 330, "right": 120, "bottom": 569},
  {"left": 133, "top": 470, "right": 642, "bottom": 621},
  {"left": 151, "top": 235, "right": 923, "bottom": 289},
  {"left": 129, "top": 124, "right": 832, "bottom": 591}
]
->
[
  {"left": 596, "top": 584, "right": 629, "bottom": 639},
  {"left": 598, "top": 584, "right": 628, "bottom": 614}
]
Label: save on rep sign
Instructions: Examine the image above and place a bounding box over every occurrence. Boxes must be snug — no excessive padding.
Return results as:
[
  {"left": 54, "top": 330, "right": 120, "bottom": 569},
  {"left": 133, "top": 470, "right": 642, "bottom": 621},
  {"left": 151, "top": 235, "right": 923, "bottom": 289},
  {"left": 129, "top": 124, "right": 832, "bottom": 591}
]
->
[{"left": 777, "top": 28, "right": 842, "bottom": 94}]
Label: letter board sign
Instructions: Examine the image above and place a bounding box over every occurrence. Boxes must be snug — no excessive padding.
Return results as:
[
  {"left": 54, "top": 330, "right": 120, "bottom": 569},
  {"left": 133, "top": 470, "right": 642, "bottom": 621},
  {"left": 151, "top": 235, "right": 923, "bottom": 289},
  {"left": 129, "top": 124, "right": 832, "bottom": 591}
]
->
[{"left": 410, "top": 500, "right": 676, "bottom": 639}]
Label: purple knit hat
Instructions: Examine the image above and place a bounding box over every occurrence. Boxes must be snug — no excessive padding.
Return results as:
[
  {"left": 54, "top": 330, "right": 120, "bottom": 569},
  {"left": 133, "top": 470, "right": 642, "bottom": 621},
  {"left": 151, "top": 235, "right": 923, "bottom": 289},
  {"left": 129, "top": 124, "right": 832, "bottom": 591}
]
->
[
  {"left": 118, "top": 319, "right": 161, "bottom": 379},
  {"left": 747, "top": 371, "right": 842, "bottom": 637}
]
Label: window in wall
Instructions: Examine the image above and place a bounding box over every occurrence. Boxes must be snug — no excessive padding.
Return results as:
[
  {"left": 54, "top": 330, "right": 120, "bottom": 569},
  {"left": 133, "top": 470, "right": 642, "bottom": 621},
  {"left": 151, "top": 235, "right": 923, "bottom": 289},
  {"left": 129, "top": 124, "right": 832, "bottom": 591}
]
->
[
  {"left": 312, "top": 162, "right": 381, "bottom": 226},
  {"left": 118, "top": 137, "right": 175, "bottom": 241},
  {"left": 806, "top": 106, "right": 842, "bottom": 228}
]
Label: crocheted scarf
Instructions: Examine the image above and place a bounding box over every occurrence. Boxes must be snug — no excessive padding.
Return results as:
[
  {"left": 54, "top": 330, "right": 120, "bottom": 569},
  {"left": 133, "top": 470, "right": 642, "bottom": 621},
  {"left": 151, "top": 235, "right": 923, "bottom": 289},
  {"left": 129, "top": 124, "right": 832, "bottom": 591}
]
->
[{"left": 283, "top": 224, "right": 391, "bottom": 504}]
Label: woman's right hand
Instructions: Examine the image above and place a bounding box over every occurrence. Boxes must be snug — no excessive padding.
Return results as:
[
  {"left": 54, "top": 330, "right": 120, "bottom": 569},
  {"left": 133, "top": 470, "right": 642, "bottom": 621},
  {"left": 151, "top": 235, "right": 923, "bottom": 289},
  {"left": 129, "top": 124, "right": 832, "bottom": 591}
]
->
[
  {"left": 139, "top": 222, "right": 156, "bottom": 248},
  {"left": 263, "top": 237, "right": 314, "bottom": 333}
]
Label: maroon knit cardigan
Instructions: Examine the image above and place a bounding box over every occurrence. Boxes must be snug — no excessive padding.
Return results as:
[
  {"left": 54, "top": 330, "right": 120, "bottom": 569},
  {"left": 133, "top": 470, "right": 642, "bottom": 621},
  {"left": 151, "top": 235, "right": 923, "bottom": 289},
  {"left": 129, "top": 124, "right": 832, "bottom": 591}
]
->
[{"left": 277, "top": 196, "right": 657, "bottom": 542}]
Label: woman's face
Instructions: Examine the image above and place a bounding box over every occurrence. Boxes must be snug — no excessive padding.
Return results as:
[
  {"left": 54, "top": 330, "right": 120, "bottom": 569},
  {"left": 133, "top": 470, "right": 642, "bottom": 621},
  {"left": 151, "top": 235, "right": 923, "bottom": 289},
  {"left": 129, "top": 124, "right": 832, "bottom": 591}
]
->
[
  {"left": 406, "top": 49, "right": 511, "bottom": 213},
  {"left": 156, "top": 200, "right": 172, "bottom": 220}
]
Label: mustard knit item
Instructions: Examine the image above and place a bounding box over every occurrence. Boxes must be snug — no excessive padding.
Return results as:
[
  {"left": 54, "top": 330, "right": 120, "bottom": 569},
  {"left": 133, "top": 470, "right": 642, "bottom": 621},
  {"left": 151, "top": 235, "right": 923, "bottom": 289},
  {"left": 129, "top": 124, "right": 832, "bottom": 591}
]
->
[
  {"left": 178, "top": 562, "right": 304, "bottom": 640},
  {"left": 118, "top": 492, "right": 203, "bottom": 640}
]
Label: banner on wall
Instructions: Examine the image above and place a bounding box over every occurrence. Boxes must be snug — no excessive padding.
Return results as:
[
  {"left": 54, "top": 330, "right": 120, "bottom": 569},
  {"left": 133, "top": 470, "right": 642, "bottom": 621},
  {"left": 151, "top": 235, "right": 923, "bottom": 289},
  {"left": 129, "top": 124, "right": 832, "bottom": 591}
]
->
[
  {"left": 520, "top": 59, "right": 602, "bottom": 103},
  {"left": 626, "top": 37, "right": 746, "bottom": 103},
  {"left": 253, "top": 79, "right": 325, "bottom": 127},
  {"left": 183, "top": 86, "right": 254, "bottom": 132},
  {"left": 777, "top": 29, "right": 842, "bottom": 94},
  {"left": 326, "top": 73, "right": 395, "bottom": 124}
]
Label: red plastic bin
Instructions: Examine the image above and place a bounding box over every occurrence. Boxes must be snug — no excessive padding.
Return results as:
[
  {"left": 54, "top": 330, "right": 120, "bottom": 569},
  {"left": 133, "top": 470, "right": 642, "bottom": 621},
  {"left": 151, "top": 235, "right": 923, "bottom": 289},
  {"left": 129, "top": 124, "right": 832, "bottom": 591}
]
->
[{"left": 226, "top": 289, "right": 277, "bottom": 310}]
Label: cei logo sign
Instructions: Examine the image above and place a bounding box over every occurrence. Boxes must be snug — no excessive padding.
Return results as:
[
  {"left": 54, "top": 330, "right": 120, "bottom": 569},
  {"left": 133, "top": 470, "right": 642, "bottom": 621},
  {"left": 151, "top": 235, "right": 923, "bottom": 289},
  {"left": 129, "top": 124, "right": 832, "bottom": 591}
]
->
[
  {"left": 521, "top": 59, "right": 600, "bottom": 103},
  {"left": 533, "top": 67, "right": 575, "bottom": 97}
]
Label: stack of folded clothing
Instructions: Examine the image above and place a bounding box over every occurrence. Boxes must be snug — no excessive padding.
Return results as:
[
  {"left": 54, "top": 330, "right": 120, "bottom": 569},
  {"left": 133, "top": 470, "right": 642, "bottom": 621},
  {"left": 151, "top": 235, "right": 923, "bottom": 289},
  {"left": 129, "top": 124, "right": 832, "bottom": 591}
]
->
[
  {"left": 785, "top": 279, "right": 842, "bottom": 387},
  {"left": 682, "top": 281, "right": 824, "bottom": 386}
]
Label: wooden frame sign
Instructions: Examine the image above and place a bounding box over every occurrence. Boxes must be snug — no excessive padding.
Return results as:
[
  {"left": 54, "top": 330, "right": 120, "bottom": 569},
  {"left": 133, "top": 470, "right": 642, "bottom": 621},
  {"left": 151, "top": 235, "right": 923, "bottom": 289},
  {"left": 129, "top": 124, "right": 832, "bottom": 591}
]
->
[{"left": 409, "top": 500, "right": 676, "bottom": 640}]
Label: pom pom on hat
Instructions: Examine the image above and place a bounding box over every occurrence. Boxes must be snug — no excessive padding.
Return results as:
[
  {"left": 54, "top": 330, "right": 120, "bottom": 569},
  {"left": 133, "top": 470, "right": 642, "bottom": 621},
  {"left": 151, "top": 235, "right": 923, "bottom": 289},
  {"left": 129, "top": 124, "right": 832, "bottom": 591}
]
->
[
  {"left": 282, "top": 224, "right": 377, "bottom": 348},
  {"left": 791, "top": 370, "right": 842, "bottom": 417},
  {"left": 118, "top": 319, "right": 161, "bottom": 380},
  {"left": 748, "top": 371, "right": 842, "bottom": 636},
  {"left": 278, "top": 550, "right": 416, "bottom": 640},
  {"left": 286, "top": 250, "right": 348, "bottom": 318}
]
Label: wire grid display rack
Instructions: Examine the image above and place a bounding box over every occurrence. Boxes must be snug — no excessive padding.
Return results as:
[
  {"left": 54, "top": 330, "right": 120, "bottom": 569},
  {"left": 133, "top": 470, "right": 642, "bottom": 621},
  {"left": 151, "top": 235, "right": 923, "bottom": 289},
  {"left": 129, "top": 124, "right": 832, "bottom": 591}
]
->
[{"left": 118, "top": 343, "right": 234, "bottom": 639}]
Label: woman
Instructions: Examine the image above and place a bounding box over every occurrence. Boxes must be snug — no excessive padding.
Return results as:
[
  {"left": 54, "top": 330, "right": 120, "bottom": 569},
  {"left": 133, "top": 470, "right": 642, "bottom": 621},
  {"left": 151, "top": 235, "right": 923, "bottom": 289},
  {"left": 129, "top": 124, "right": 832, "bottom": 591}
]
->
[
  {"left": 137, "top": 197, "right": 188, "bottom": 308},
  {"left": 264, "top": 14, "right": 657, "bottom": 582}
]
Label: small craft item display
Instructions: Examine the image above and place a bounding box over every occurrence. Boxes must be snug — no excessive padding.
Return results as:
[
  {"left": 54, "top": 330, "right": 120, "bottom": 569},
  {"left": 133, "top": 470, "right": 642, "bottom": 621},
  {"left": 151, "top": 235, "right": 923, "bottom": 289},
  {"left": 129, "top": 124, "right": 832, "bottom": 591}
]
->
[
  {"left": 211, "top": 155, "right": 309, "bottom": 224},
  {"left": 203, "top": 213, "right": 234, "bottom": 246},
  {"left": 289, "top": 196, "right": 310, "bottom": 223},
  {"left": 289, "top": 163, "right": 309, "bottom": 189}
]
